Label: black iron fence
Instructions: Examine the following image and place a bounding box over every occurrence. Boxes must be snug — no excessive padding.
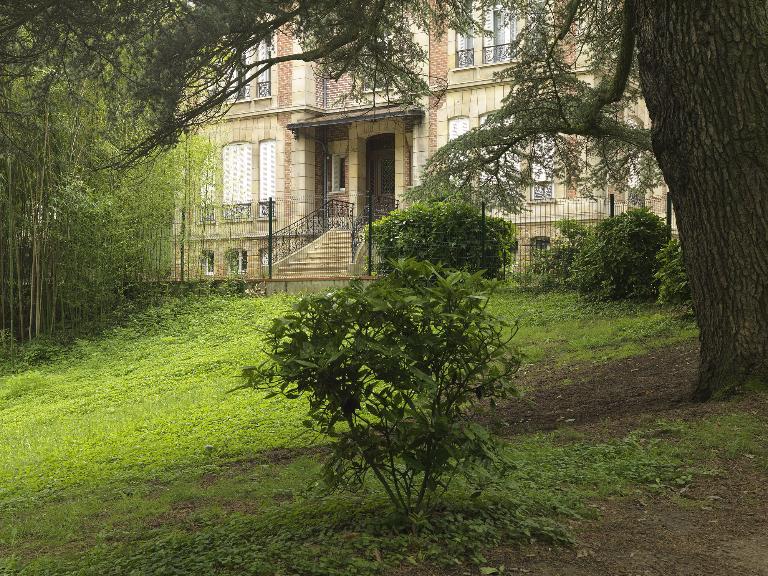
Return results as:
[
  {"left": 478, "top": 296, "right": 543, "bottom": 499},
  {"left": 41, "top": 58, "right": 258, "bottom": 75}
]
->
[{"left": 144, "top": 191, "right": 675, "bottom": 282}]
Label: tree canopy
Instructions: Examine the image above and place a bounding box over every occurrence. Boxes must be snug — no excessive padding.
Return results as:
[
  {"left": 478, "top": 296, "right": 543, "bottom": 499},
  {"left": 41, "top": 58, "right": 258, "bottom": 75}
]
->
[{"left": 2, "top": 0, "right": 767, "bottom": 398}]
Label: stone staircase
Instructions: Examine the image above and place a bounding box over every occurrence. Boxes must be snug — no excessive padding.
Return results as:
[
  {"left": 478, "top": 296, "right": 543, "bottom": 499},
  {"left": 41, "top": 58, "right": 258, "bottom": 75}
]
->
[{"left": 273, "top": 229, "right": 354, "bottom": 277}]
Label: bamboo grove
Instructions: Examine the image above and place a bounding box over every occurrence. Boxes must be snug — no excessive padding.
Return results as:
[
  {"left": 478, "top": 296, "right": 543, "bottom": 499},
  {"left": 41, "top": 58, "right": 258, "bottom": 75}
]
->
[{"left": 0, "top": 76, "right": 214, "bottom": 345}]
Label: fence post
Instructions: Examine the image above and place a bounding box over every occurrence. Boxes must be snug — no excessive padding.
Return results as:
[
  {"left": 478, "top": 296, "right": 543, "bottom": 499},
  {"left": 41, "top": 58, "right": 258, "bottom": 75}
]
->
[
  {"left": 609, "top": 193, "right": 615, "bottom": 218},
  {"left": 666, "top": 193, "right": 673, "bottom": 230},
  {"left": 179, "top": 207, "right": 185, "bottom": 282},
  {"left": 480, "top": 201, "right": 486, "bottom": 270},
  {"left": 268, "top": 198, "right": 274, "bottom": 279},
  {"left": 367, "top": 188, "right": 373, "bottom": 277}
]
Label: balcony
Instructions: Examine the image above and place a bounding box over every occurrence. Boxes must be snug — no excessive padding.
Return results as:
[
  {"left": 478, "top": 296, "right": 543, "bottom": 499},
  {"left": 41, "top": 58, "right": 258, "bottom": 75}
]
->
[
  {"left": 234, "top": 84, "right": 251, "bottom": 101},
  {"left": 456, "top": 48, "right": 474, "bottom": 68},
  {"left": 222, "top": 203, "right": 252, "bottom": 221},
  {"left": 257, "top": 200, "right": 274, "bottom": 219},
  {"left": 257, "top": 81, "right": 271, "bottom": 98},
  {"left": 483, "top": 43, "right": 512, "bottom": 64}
]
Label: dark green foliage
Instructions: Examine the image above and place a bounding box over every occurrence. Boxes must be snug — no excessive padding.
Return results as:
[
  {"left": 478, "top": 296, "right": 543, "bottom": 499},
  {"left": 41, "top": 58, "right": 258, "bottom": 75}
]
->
[
  {"left": 372, "top": 202, "right": 516, "bottom": 279},
  {"left": 656, "top": 238, "right": 691, "bottom": 305},
  {"left": 571, "top": 209, "right": 670, "bottom": 300},
  {"left": 243, "top": 259, "right": 520, "bottom": 517},
  {"left": 528, "top": 219, "right": 593, "bottom": 289}
]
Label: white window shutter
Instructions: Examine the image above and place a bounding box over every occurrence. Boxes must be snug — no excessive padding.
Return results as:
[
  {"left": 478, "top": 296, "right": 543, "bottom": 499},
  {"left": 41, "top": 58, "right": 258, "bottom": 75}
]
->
[
  {"left": 449, "top": 117, "right": 470, "bottom": 140},
  {"left": 457, "top": 32, "right": 467, "bottom": 51},
  {"left": 223, "top": 143, "right": 253, "bottom": 204},
  {"left": 260, "top": 140, "right": 276, "bottom": 202},
  {"left": 222, "top": 145, "right": 234, "bottom": 204},
  {"left": 483, "top": 9, "right": 494, "bottom": 46},
  {"left": 496, "top": 7, "right": 511, "bottom": 45},
  {"left": 242, "top": 144, "right": 253, "bottom": 202}
]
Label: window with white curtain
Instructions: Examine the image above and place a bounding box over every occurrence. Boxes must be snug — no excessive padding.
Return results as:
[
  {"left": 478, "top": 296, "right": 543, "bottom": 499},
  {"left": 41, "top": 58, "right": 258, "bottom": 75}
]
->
[
  {"left": 259, "top": 140, "right": 276, "bottom": 212},
  {"left": 448, "top": 116, "right": 470, "bottom": 140},
  {"left": 222, "top": 143, "right": 253, "bottom": 205}
]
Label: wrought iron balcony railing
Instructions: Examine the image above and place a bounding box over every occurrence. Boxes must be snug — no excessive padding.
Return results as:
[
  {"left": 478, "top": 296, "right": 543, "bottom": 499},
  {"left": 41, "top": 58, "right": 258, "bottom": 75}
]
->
[
  {"left": 531, "top": 183, "right": 555, "bottom": 202},
  {"left": 258, "top": 200, "right": 273, "bottom": 218},
  {"left": 257, "top": 81, "right": 271, "bottom": 98},
  {"left": 222, "top": 203, "right": 253, "bottom": 221},
  {"left": 456, "top": 49, "right": 474, "bottom": 68},
  {"left": 234, "top": 84, "right": 251, "bottom": 101},
  {"left": 483, "top": 43, "right": 512, "bottom": 64}
]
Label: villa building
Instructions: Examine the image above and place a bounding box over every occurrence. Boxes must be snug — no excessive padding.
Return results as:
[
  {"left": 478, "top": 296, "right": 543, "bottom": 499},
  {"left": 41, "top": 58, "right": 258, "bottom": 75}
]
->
[{"left": 181, "top": 7, "right": 665, "bottom": 280}]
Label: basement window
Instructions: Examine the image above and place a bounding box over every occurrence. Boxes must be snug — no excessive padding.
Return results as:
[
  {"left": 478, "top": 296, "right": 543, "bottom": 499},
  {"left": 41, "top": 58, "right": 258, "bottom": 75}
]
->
[
  {"left": 227, "top": 249, "right": 248, "bottom": 275},
  {"left": 202, "top": 251, "right": 215, "bottom": 276}
]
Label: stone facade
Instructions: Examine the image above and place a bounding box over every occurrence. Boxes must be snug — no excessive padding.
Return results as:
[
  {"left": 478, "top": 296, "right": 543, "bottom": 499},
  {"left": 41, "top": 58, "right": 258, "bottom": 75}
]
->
[{"left": 183, "top": 16, "right": 659, "bottom": 279}]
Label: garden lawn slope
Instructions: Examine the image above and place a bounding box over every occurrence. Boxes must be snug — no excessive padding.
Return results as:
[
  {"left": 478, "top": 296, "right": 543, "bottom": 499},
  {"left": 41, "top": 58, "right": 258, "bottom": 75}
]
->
[{"left": 0, "top": 288, "right": 700, "bottom": 573}]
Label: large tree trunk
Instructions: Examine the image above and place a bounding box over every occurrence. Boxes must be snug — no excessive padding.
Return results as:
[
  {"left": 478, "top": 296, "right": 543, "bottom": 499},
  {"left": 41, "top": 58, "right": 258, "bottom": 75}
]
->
[{"left": 634, "top": 0, "right": 768, "bottom": 400}]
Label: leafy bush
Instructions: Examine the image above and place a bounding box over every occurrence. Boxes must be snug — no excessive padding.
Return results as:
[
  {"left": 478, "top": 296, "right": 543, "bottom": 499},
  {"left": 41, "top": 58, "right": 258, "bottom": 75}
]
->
[
  {"left": 571, "top": 209, "right": 670, "bottom": 300},
  {"left": 656, "top": 238, "right": 691, "bottom": 305},
  {"left": 243, "top": 259, "right": 520, "bottom": 518},
  {"left": 528, "top": 219, "right": 593, "bottom": 288},
  {"left": 372, "top": 202, "right": 516, "bottom": 278}
]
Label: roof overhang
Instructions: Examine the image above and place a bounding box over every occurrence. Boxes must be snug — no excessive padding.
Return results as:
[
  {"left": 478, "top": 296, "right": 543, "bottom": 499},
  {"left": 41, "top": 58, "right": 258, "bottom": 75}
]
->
[{"left": 287, "top": 107, "right": 424, "bottom": 137}]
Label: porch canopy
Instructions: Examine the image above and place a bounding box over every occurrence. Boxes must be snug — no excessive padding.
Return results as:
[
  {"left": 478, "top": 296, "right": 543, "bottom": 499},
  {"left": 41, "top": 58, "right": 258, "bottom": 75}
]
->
[{"left": 287, "top": 106, "right": 424, "bottom": 137}]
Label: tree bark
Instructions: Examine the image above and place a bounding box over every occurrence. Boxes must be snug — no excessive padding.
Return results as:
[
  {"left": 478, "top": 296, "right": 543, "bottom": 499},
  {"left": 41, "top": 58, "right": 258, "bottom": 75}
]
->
[{"left": 634, "top": 0, "right": 768, "bottom": 399}]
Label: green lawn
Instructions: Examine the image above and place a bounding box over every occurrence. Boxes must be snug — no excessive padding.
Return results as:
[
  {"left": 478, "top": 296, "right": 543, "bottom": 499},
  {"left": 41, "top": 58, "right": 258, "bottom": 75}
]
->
[{"left": 0, "top": 287, "right": 728, "bottom": 575}]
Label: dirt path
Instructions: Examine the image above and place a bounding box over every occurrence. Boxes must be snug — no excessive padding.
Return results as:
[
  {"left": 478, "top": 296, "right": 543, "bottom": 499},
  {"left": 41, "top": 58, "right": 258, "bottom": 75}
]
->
[
  {"left": 452, "top": 343, "right": 768, "bottom": 575},
  {"left": 486, "top": 458, "right": 768, "bottom": 576}
]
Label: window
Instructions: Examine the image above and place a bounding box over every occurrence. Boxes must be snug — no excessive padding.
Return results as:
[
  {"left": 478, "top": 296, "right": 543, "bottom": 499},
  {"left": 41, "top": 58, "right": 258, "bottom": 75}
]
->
[
  {"left": 222, "top": 143, "right": 253, "bottom": 205},
  {"left": 235, "top": 51, "right": 251, "bottom": 101},
  {"left": 456, "top": 32, "right": 475, "bottom": 67},
  {"left": 259, "top": 140, "right": 276, "bottom": 216},
  {"left": 448, "top": 116, "right": 470, "bottom": 140},
  {"left": 531, "top": 136, "right": 555, "bottom": 201},
  {"left": 456, "top": 1, "right": 475, "bottom": 68},
  {"left": 531, "top": 236, "right": 551, "bottom": 251},
  {"left": 256, "top": 39, "right": 272, "bottom": 97},
  {"left": 199, "top": 158, "right": 217, "bottom": 223},
  {"left": 332, "top": 155, "right": 347, "bottom": 191},
  {"left": 483, "top": 5, "right": 515, "bottom": 63},
  {"left": 202, "top": 251, "right": 215, "bottom": 276},
  {"left": 227, "top": 249, "right": 248, "bottom": 275}
]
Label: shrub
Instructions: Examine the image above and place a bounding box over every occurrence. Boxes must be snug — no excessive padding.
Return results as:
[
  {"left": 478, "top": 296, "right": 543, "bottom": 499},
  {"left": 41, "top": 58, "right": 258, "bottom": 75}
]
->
[
  {"left": 656, "top": 238, "right": 691, "bottom": 305},
  {"left": 242, "top": 259, "right": 520, "bottom": 518},
  {"left": 528, "top": 219, "right": 593, "bottom": 288},
  {"left": 372, "top": 202, "right": 516, "bottom": 278},
  {"left": 571, "top": 209, "right": 670, "bottom": 300}
]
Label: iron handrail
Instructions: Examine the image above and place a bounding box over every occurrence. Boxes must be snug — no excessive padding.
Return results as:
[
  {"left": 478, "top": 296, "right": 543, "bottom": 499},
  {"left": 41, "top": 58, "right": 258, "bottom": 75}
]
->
[{"left": 271, "top": 198, "right": 355, "bottom": 263}]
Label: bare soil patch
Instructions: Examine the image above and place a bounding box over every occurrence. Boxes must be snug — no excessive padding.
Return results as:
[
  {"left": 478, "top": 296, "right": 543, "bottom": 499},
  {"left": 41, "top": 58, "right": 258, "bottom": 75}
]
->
[
  {"left": 485, "top": 342, "right": 715, "bottom": 438},
  {"left": 409, "top": 342, "right": 768, "bottom": 576}
]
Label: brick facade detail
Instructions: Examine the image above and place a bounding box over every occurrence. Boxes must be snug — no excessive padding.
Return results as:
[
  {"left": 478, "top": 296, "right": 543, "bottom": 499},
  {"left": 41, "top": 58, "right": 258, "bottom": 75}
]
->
[{"left": 428, "top": 28, "right": 448, "bottom": 155}]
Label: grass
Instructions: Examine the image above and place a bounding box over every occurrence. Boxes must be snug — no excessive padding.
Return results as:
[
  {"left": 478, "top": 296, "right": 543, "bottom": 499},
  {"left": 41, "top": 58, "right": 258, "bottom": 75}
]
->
[{"left": 0, "top": 287, "right": 709, "bottom": 574}]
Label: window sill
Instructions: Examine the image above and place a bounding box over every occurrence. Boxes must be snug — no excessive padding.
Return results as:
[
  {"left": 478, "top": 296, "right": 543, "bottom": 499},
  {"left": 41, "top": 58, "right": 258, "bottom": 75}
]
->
[{"left": 450, "top": 59, "right": 516, "bottom": 73}]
